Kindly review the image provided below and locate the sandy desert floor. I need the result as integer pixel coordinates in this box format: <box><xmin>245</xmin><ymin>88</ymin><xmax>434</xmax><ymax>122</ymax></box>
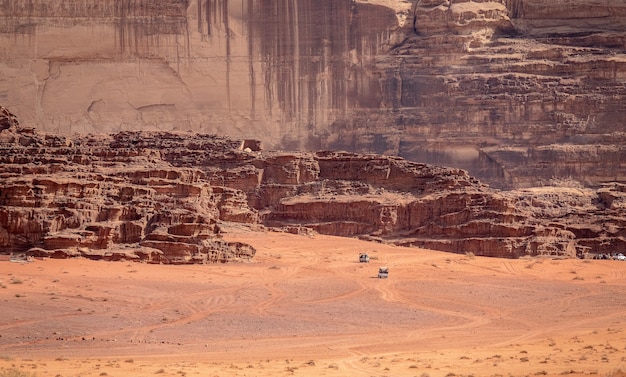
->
<box><xmin>1</xmin><ymin>226</ymin><xmax>626</xmax><ymax>377</ymax></box>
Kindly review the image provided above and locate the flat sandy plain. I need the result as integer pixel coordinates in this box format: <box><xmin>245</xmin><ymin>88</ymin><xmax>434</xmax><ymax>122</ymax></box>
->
<box><xmin>1</xmin><ymin>227</ymin><xmax>626</xmax><ymax>377</ymax></box>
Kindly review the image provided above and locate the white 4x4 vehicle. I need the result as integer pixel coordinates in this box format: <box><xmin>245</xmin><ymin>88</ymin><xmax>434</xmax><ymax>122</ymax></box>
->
<box><xmin>616</xmin><ymin>253</ymin><xmax>626</xmax><ymax>261</ymax></box>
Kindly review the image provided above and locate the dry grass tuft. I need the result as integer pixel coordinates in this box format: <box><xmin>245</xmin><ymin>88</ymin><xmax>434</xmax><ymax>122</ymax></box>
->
<box><xmin>0</xmin><ymin>368</ymin><xmax>36</xmax><ymax>377</ymax></box>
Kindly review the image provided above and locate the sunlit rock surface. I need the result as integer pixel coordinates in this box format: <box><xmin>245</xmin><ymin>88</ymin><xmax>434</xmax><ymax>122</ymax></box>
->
<box><xmin>0</xmin><ymin>0</ymin><xmax>403</xmax><ymax>146</ymax></box>
<box><xmin>1</xmin><ymin>0</ymin><xmax>626</xmax><ymax>188</ymax></box>
<box><xmin>2</xmin><ymin>107</ymin><xmax>625</xmax><ymax>259</ymax></box>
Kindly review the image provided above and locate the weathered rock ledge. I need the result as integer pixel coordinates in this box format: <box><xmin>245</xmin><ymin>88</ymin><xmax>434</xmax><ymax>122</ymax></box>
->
<box><xmin>1</xmin><ymin>107</ymin><xmax>625</xmax><ymax>260</ymax></box>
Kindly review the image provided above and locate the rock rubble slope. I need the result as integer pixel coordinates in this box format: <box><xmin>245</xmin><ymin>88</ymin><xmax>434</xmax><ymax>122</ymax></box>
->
<box><xmin>2</xmin><ymin>107</ymin><xmax>624</xmax><ymax>260</ymax></box>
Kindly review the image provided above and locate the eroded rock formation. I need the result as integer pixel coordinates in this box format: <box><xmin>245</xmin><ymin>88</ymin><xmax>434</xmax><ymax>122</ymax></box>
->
<box><xmin>1</xmin><ymin>1</ymin><xmax>626</xmax><ymax>190</ymax></box>
<box><xmin>2</xmin><ymin>107</ymin><xmax>624</xmax><ymax>260</ymax></box>
<box><xmin>0</xmin><ymin>109</ymin><xmax>257</xmax><ymax>263</ymax></box>
<box><xmin>331</xmin><ymin>0</ymin><xmax>626</xmax><ymax>188</ymax></box>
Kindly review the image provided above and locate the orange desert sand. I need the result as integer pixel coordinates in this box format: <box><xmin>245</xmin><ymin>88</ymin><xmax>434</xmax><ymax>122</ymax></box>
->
<box><xmin>1</xmin><ymin>226</ymin><xmax>626</xmax><ymax>377</ymax></box>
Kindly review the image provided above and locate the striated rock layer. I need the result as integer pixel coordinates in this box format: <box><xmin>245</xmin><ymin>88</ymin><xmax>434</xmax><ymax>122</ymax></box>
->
<box><xmin>1</xmin><ymin>0</ymin><xmax>626</xmax><ymax>189</ymax></box>
<box><xmin>0</xmin><ymin>107</ymin><xmax>257</xmax><ymax>263</ymax></box>
<box><xmin>2</xmin><ymin>108</ymin><xmax>625</xmax><ymax>260</ymax></box>
<box><xmin>333</xmin><ymin>0</ymin><xmax>626</xmax><ymax>189</ymax></box>
<box><xmin>452</xmin><ymin>1</ymin><xmax>626</xmax><ymax>189</ymax></box>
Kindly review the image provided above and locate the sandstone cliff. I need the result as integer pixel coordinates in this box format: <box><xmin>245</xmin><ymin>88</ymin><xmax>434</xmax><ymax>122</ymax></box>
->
<box><xmin>2</xmin><ymin>1</ymin><xmax>625</xmax><ymax>189</ymax></box>
<box><xmin>365</xmin><ymin>0</ymin><xmax>626</xmax><ymax>189</ymax></box>
<box><xmin>2</xmin><ymin>107</ymin><xmax>624</xmax><ymax>260</ymax></box>
<box><xmin>0</xmin><ymin>0</ymin><xmax>404</xmax><ymax>146</ymax></box>
<box><xmin>0</xmin><ymin>107</ymin><xmax>257</xmax><ymax>263</ymax></box>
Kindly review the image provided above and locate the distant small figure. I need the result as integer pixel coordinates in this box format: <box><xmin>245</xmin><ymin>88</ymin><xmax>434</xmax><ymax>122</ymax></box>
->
<box><xmin>359</xmin><ymin>252</ymin><xmax>370</xmax><ymax>263</ymax></box>
<box><xmin>378</xmin><ymin>267</ymin><xmax>388</xmax><ymax>279</ymax></box>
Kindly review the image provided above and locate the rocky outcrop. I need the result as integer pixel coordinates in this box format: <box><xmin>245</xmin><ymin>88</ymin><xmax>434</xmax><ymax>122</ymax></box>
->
<box><xmin>0</xmin><ymin>110</ymin><xmax>257</xmax><ymax>263</ymax></box>
<box><xmin>413</xmin><ymin>0</ymin><xmax>514</xmax><ymax>36</ymax></box>
<box><xmin>2</xmin><ymin>107</ymin><xmax>624</xmax><ymax>259</ymax></box>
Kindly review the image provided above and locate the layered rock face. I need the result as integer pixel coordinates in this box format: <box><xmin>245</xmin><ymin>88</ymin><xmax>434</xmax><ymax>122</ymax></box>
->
<box><xmin>333</xmin><ymin>0</ymin><xmax>626</xmax><ymax>188</ymax></box>
<box><xmin>2</xmin><ymin>107</ymin><xmax>624</xmax><ymax>259</ymax></box>
<box><xmin>1</xmin><ymin>0</ymin><xmax>625</xmax><ymax>189</ymax></box>
<box><xmin>0</xmin><ymin>108</ymin><xmax>257</xmax><ymax>263</ymax></box>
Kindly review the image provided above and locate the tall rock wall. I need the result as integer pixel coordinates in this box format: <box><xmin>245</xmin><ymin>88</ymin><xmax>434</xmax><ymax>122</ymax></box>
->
<box><xmin>0</xmin><ymin>0</ymin><xmax>404</xmax><ymax>147</ymax></box>
<box><xmin>1</xmin><ymin>0</ymin><xmax>626</xmax><ymax>188</ymax></box>
<box><xmin>331</xmin><ymin>0</ymin><xmax>626</xmax><ymax>188</ymax></box>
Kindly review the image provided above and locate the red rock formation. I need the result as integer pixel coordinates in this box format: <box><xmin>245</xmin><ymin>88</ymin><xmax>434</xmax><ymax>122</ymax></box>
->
<box><xmin>2</xmin><ymin>1</ymin><xmax>626</xmax><ymax>191</ymax></box>
<box><xmin>2</xmin><ymin>106</ymin><xmax>625</xmax><ymax>259</ymax></box>
<box><xmin>331</xmin><ymin>0</ymin><xmax>626</xmax><ymax>189</ymax></box>
<box><xmin>0</xmin><ymin>110</ymin><xmax>256</xmax><ymax>263</ymax></box>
